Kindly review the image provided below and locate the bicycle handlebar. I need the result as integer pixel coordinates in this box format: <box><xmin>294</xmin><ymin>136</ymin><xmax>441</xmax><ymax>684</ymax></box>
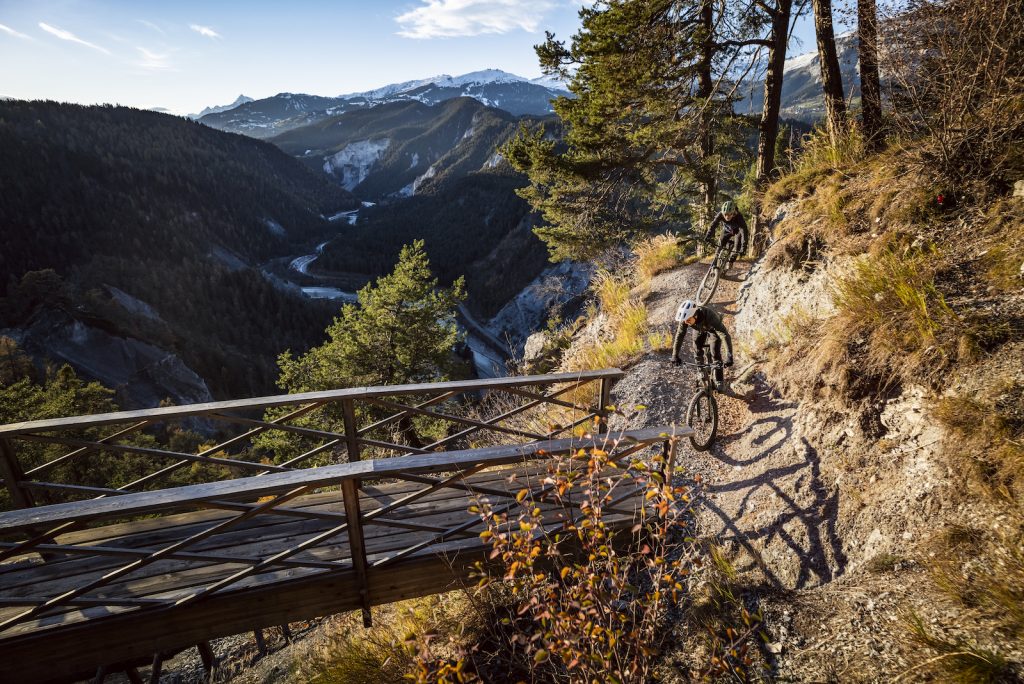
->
<box><xmin>680</xmin><ymin>360</ymin><xmax>722</xmax><ymax>370</ymax></box>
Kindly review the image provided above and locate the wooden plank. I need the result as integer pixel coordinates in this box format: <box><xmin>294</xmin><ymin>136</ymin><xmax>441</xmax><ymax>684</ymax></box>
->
<box><xmin>0</xmin><ymin>486</ymin><xmax>315</xmax><ymax>633</ymax></box>
<box><xmin>0</xmin><ymin>513</ymin><xmax>658</xmax><ymax>684</ymax></box>
<box><xmin>0</xmin><ymin>450</ymin><xmax>654</xmax><ymax>646</ymax></box>
<box><xmin>0</xmin><ymin>369</ymin><xmax>626</xmax><ymax>437</ymax></box>
<box><xmin>0</xmin><ymin>506</ymin><xmax>641</xmax><ymax>643</ymax></box>
<box><xmin>0</xmin><ymin>428</ymin><xmax>674</xmax><ymax>534</ymax></box>
<box><xmin>0</xmin><ymin>473</ymin><xmax>507</xmax><ymax>586</ymax></box>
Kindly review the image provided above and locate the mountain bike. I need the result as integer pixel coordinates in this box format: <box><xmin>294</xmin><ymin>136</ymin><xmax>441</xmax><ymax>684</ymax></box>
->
<box><xmin>694</xmin><ymin>238</ymin><xmax>738</xmax><ymax>306</ymax></box>
<box><xmin>683</xmin><ymin>360</ymin><xmax>721</xmax><ymax>451</ymax></box>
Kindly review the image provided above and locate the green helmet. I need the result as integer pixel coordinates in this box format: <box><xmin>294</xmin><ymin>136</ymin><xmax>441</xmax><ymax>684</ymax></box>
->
<box><xmin>721</xmin><ymin>201</ymin><xmax>737</xmax><ymax>215</ymax></box>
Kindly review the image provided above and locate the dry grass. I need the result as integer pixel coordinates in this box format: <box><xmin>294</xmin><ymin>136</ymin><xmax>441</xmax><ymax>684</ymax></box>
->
<box><xmin>902</xmin><ymin>612</ymin><xmax>1012</xmax><ymax>684</ymax></box>
<box><xmin>830</xmin><ymin>241</ymin><xmax>964</xmax><ymax>385</ymax></box>
<box><xmin>763</xmin><ymin>126</ymin><xmax>865</xmax><ymax>215</ymax></box>
<box><xmin>295</xmin><ymin>595</ymin><xmax>468</xmax><ymax>683</ymax></box>
<box><xmin>633</xmin><ymin>233</ymin><xmax>683</xmax><ymax>287</ymax></box>
<box><xmin>933</xmin><ymin>386</ymin><xmax>1024</xmax><ymax>502</ymax></box>
<box><xmin>978</xmin><ymin>200</ymin><xmax>1024</xmax><ymax>293</ymax></box>
<box><xmin>561</xmin><ymin>266</ymin><xmax>656</xmax><ymax>373</ymax></box>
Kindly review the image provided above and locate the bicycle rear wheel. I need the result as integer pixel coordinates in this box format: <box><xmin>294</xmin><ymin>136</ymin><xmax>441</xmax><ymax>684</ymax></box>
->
<box><xmin>686</xmin><ymin>390</ymin><xmax>718</xmax><ymax>451</ymax></box>
<box><xmin>694</xmin><ymin>263</ymin><xmax>721</xmax><ymax>305</ymax></box>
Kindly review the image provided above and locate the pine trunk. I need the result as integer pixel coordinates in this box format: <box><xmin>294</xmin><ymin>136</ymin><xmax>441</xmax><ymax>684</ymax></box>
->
<box><xmin>752</xmin><ymin>0</ymin><xmax>793</xmax><ymax>253</ymax></box>
<box><xmin>697</xmin><ymin>0</ymin><xmax>717</xmax><ymax>231</ymax></box>
<box><xmin>811</xmin><ymin>0</ymin><xmax>848</xmax><ymax>142</ymax></box>
<box><xmin>858</xmin><ymin>0</ymin><xmax>883</xmax><ymax>149</ymax></box>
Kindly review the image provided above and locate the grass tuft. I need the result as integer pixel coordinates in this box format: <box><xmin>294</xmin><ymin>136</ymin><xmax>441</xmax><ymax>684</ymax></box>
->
<box><xmin>633</xmin><ymin>233</ymin><xmax>683</xmax><ymax>286</ymax></box>
<box><xmin>903</xmin><ymin>612</ymin><xmax>1013</xmax><ymax>684</ymax></box>
<box><xmin>830</xmin><ymin>241</ymin><xmax>962</xmax><ymax>384</ymax></box>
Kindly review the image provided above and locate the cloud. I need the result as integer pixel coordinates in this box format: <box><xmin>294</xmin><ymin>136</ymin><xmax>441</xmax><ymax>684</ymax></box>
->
<box><xmin>38</xmin><ymin>22</ymin><xmax>111</xmax><ymax>54</ymax></box>
<box><xmin>395</xmin><ymin>0</ymin><xmax>556</xmax><ymax>39</ymax></box>
<box><xmin>0</xmin><ymin>23</ymin><xmax>33</xmax><ymax>40</ymax></box>
<box><xmin>136</xmin><ymin>46</ymin><xmax>175</xmax><ymax>71</ymax></box>
<box><xmin>189</xmin><ymin>24</ymin><xmax>220</xmax><ymax>39</ymax></box>
<box><xmin>137</xmin><ymin>19</ymin><xmax>165</xmax><ymax>35</ymax></box>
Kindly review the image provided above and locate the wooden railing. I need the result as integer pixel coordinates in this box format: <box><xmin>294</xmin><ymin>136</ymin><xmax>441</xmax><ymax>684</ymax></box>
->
<box><xmin>0</xmin><ymin>422</ymin><xmax>682</xmax><ymax>682</ymax></box>
<box><xmin>0</xmin><ymin>369</ymin><xmax>621</xmax><ymax>510</ymax></box>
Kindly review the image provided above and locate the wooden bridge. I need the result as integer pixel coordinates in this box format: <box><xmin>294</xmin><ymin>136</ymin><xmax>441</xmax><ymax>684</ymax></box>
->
<box><xmin>0</xmin><ymin>369</ymin><xmax>685</xmax><ymax>683</ymax></box>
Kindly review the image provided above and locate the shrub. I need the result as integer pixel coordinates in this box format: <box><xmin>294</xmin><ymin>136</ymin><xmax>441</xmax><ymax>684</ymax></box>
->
<box><xmin>411</xmin><ymin>438</ymin><xmax>761</xmax><ymax>681</ymax></box>
<box><xmin>884</xmin><ymin>0</ymin><xmax>1024</xmax><ymax>190</ymax></box>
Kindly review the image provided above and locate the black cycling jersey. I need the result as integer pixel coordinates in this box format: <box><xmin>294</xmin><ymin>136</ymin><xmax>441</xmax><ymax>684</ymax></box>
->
<box><xmin>704</xmin><ymin>211</ymin><xmax>748</xmax><ymax>255</ymax></box>
<box><xmin>671</xmin><ymin>306</ymin><xmax>734</xmax><ymax>366</ymax></box>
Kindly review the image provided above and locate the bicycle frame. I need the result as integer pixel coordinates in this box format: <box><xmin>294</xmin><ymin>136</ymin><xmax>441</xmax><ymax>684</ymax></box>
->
<box><xmin>681</xmin><ymin>360</ymin><xmax>721</xmax><ymax>393</ymax></box>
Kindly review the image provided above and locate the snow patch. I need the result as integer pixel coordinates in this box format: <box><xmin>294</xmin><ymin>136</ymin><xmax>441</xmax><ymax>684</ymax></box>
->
<box><xmin>264</xmin><ymin>218</ymin><xmax>286</xmax><ymax>237</ymax></box>
<box><xmin>484</xmin><ymin>151</ymin><xmax>504</xmax><ymax>169</ymax></box>
<box><xmin>408</xmin><ymin>152</ymin><xmax>420</xmax><ymax>169</ymax></box>
<box><xmin>322</xmin><ymin>138</ymin><xmax>391</xmax><ymax>191</ymax></box>
<box><xmin>784</xmin><ymin>50</ymin><xmax>818</xmax><ymax>72</ymax></box>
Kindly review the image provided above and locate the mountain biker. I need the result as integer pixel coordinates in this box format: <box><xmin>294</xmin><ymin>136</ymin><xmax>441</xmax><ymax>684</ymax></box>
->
<box><xmin>671</xmin><ymin>299</ymin><xmax>734</xmax><ymax>391</ymax></box>
<box><xmin>704</xmin><ymin>200</ymin><xmax>748</xmax><ymax>266</ymax></box>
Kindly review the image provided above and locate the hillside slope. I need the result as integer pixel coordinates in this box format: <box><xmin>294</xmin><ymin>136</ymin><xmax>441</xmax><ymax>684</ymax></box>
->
<box><xmin>586</xmin><ymin>193</ymin><xmax>1022</xmax><ymax>678</ymax></box>
<box><xmin>0</xmin><ymin>101</ymin><xmax>357</xmax><ymax>403</ymax></box>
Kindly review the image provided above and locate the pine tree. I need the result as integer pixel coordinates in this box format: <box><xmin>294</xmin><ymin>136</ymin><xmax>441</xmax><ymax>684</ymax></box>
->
<box><xmin>276</xmin><ymin>240</ymin><xmax>466</xmax><ymax>392</ymax></box>
<box><xmin>505</xmin><ymin>0</ymin><xmax>745</xmax><ymax>261</ymax></box>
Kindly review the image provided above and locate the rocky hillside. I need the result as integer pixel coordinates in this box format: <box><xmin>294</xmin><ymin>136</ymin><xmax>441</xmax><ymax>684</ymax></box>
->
<box><xmin>270</xmin><ymin>97</ymin><xmax>545</xmax><ymax>200</ymax></box>
<box><xmin>558</xmin><ymin>187</ymin><xmax>1022</xmax><ymax>679</ymax></box>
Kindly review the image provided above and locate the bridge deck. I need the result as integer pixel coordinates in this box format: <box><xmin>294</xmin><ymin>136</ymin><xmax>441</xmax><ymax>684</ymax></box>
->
<box><xmin>0</xmin><ymin>427</ymin><xmax>682</xmax><ymax>683</ymax></box>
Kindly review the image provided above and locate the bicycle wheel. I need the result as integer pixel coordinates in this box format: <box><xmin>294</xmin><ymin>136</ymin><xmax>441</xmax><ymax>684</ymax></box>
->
<box><xmin>686</xmin><ymin>390</ymin><xmax>718</xmax><ymax>451</ymax></box>
<box><xmin>694</xmin><ymin>263</ymin><xmax>721</xmax><ymax>305</ymax></box>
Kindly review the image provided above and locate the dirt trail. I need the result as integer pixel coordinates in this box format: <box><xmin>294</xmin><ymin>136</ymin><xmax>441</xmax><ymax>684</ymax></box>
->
<box><xmin>612</xmin><ymin>260</ymin><xmax>847</xmax><ymax>585</ymax></box>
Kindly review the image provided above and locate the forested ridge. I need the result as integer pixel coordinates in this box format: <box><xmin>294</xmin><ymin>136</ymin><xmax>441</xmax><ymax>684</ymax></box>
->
<box><xmin>318</xmin><ymin>171</ymin><xmax>548</xmax><ymax>317</ymax></box>
<box><xmin>0</xmin><ymin>101</ymin><xmax>359</xmax><ymax>400</ymax></box>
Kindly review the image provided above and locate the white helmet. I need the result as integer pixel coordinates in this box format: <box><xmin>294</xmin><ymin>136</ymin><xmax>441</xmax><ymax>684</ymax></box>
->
<box><xmin>675</xmin><ymin>299</ymin><xmax>699</xmax><ymax>322</ymax></box>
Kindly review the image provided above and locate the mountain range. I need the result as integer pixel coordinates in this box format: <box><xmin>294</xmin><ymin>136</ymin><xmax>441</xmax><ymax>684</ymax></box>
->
<box><xmin>196</xmin><ymin>69</ymin><xmax>569</xmax><ymax>138</ymax></box>
<box><xmin>271</xmin><ymin>96</ymin><xmax>555</xmax><ymax>317</ymax></box>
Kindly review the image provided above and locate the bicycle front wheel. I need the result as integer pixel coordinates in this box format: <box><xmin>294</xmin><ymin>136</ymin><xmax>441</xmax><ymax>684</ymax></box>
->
<box><xmin>694</xmin><ymin>264</ymin><xmax>721</xmax><ymax>305</ymax></box>
<box><xmin>686</xmin><ymin>390</ymin><xmax>718</xmax><ymax>451</ymax></box>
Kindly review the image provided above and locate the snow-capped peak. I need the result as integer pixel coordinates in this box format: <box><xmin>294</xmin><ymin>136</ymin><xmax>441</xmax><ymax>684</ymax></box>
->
<box><xmin>338</xmin><ymin>69</ymin><xmax>568</xmax><ymax>100</ymax></box>
<box><xmin>439</xmin><ymin>69</ymin><xmax>524</xmax><ymax>87</ymax></box>
<box><xmin>189</xmin><ymin>94</ymin><xmax>254</xmax><ymax>120</ymax></box>
<box><xmin>529</xmin><ymin>73</ymin><xmax>568</xmax><ymax>91</ymax></box>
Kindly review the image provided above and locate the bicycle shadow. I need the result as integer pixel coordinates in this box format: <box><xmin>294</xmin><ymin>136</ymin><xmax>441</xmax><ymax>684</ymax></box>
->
<box><xmin>695</xmin><ymin>381</ymin><xmax>847</xmax><ymax>590</ymax></box>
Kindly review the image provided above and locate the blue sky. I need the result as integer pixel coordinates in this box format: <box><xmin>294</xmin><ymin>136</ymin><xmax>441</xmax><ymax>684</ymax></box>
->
<box><xmin>0</xmin><ymin>0</ymin><xmax>820</xmax><ymax>115</ymax></box>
